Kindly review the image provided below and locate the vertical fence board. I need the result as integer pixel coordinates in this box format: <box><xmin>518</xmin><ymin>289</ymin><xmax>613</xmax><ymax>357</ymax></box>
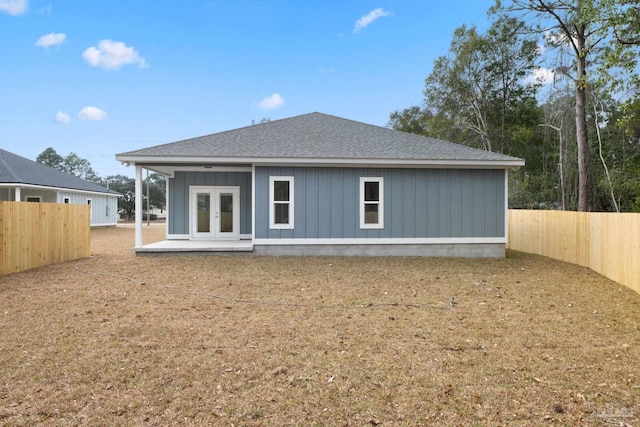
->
<box><xmin>0</xmin><ymin>201</ymin><xmax>91</xmax><ymax>275</ymax></box>
<box><xmin>509</xmin><ymin>209</ymin><xmax>640</xmax><ymax>295</ymax></box>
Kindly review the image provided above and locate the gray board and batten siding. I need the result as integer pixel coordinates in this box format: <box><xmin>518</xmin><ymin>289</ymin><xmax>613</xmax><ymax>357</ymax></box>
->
<box><xmin>254</xmin><ymin>167</ymin><xmax>505</xmax><ymax>240</ymax></box>
<box><xmin>57</xmin><ymin>192</ymin><xmax>118</xmax><ymax>227</ymax></box>
<box><xmin>168</xmin><ymin>171</ymin><xmax>252</xmax><ymax>236</ymax></box>
<box><xmin>168</xmin><ymin>168</ymin><xmax>505</xmax><ymax>240</ymax></box>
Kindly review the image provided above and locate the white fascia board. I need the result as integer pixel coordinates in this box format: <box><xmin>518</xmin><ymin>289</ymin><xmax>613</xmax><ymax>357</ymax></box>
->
<box><xmin>117</xmin><ymin>161</ymin><xmax>253</xmax><ymax>177</ymax></box>
<box><xmin>0</xmin><ymin>183</ymin><xmax>120</xmax><ymax>198</ymax></box>
<box><xmin>253</xmin><ymin>237</ymin><xmax>506</xmax><ymax>245</ymax></box>
<box><xmin>115</xmin><ymin>155</ymin><xmax>525</xmax><ymax>169</ymax></box>
<box><xmin>254</xmin><ymin>158</ymin><xmax>525</xmax><ymax>169</ymax></box>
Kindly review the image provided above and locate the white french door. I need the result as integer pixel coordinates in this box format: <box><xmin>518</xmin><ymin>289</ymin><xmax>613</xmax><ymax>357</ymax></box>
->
<box><xmin>190</xmin><ymin>186</ymin><xmax>240</xmax><ymax>239</ymax></box>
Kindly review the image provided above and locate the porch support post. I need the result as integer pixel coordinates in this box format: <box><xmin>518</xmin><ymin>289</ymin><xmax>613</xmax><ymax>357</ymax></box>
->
<box><xmin>135</xmin><ymin>165</ymin><xmax>143</xmax><ymax>248</ymax></box>
<box><xmin>15</xmin><ymin>187</ymin><xmax>21</xmax><ymax>201</ymax></box>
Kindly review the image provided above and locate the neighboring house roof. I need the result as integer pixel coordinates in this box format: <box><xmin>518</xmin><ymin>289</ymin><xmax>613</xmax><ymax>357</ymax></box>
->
<box><xmin>116</xmin><ymin>112</ymin><xmax>524</xmax><ymax>167</ymax></box>
<box><xmin>0</xmin><ymin>148</ymin><xmax>119</xmax><ymax>195</ymax></box>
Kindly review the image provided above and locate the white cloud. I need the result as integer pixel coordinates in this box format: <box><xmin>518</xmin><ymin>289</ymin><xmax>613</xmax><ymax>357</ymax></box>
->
<box><xmin>35</xmin><ymin>32</ymin><xmax>66</xmax><ymax>48</ymax></box>
<box><xmin>526</xmin><ymin>68</ymin><xmax>555</xmax><ymax>86</ymax></box>
<box><xmin>354</xmin><ymin>8</ymin><xmax>390</xmax><ymax>33</ymax></box>
<box><xmin>255</xmin><ymin>93</ymin><xmax>284</xmax><ymax>110</ymax></box>
<box><xmin>78</xmin><ymin>106</ymin><xmax>107</xmax><ymax>121</ymax></box>
<box><xmin>82</xmin><ymin>39</ymin><xmax>147</xmax><ymax>70</ymax></box>
<box><xmin>0</xmin><ymin>0</ymin><xmax>27</xmax><ymax>15</ymax></box>
<box><xmin>55</xmin><ymin>111</ymin><xmax>71</xmax><ymax>124</ymax></box>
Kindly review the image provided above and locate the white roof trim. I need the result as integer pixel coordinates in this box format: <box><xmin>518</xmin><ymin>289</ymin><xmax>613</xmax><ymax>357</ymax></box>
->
<box><xmin>116</xmin><ymin>155</ymin><xmax>525</xmax><ymax>169</ymax></box>
<box><xmin>0</xmin><ymin>183</ymin><xmax>120</xmax><ymax>197</ymax></box>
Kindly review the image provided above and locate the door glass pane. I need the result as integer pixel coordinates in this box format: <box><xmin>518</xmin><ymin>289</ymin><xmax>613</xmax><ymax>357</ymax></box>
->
<box><xmin>219</xmin><ymin>193</ymin><xmax>233</xmax><ymax>233</ymax></box>
<box><xmin>197</xmin><ymin>193</ymin><xmax>210</xmax><ymax>233</ymax></box>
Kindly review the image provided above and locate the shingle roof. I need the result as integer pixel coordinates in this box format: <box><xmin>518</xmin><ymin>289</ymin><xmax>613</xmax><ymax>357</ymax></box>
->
<box><xmin>0</xmin><ymin>149</ymin><xmax>119</xmax><ymax>195</ymax></box>
<box><xmin>117</xmin><ymin>112</ymin><xmax>524</xmax><ymax>164</ymax></box>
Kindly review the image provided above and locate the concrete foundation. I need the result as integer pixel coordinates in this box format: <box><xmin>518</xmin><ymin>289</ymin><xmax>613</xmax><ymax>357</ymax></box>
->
<box><xmin>252</xmin><ymin>243</ymin><xmax>505</xmax><ymax>258</ymax></box>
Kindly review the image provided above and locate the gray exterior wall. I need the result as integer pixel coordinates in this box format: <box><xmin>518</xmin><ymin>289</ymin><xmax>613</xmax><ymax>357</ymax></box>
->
<box><xmin>168</xmin><ymin>171</ymin><xmax>252</xmax><ymax>235</ymax></box>
<box><xmin>0</xmin><ymin>187</ymin><xmax>117</xmax><ymax>226</ymax></box>
<box><xmin>255</xmin><ymin>167</ymin><xmax>505</xmax><ymax>239</ymax></box>
<box><xmin>57</xmin><ymin>191</ymin><xmax>118</xmax><ymax>227</ymax></box>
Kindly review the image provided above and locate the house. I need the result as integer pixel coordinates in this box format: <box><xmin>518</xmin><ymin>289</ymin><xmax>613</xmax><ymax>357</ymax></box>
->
<box><xmin>115</xmin><ymin>112</ymin><xmax>525</xmax><ymax>257</ymax></box>
<box><xmin>0</xmin><ymin>148</ymin><xmax>120</xmax><ymax>227</ymax></box>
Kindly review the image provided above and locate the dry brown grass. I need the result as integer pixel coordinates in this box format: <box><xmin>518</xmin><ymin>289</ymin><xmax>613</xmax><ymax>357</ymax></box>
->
<box><xmin>1</xmin><ymin>225</ymin><xmax>639</xmax><ymax>426</ymax></box>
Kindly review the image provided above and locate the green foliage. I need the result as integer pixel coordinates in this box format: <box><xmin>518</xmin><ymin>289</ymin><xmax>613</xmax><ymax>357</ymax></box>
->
<box><xmin>36</xmin><ymin>146</ymin><xmax>167</xmax><ymax>217</ymax></box>
<box><xmin>388</xmin><ymin>106</ymin><xmax>432</xmax><ymax>135</ymax></box>
<box><xmin>36</xmin><ymin>147</ymin><xmax>64</xmax><ymax>170</ymax></box>
<box><xmin>104</xmin><ymin>173</ymin><xmax>166</xmax><ymax>218</ymax></box>
<box><xmin>36</xmin><ymin>147</ymin><xmax>100</xmax><ymax>183</ymax></box>
<box><xmin>104</xmin><ymin>175</ymin><xmax>135</xmax><ymax>219</ymax></box>
<box><xmin>422</xmin><ymin>16</ymin><xmax>540</xmax><ymax>153</ymax></box>
<box><xmin>146</xmin><ymin>173</ymin><xmax>166</xmax><ymax>210</ymax></box>
<box><xmin>392</xmin><ymin>1</ymin><xmax>640</xmax><ymax>212</ymax></box>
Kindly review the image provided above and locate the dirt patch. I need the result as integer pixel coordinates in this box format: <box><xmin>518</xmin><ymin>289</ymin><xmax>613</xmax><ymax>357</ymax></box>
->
<box><xmin>1</xmin><ymin>225</ymin><xmax>639</xmax><ymax>425</ymax></box>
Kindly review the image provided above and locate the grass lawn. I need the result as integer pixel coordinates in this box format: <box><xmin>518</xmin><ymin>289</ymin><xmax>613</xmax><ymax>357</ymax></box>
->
<box><xmin>1</xmin><ymin>225</ymin><xmax>639</xmax><ymax>425</ymax></box>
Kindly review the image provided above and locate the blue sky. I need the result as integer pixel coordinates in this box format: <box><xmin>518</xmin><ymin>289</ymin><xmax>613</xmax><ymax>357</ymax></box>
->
<box><xmin>1</xmin><ymin>0</ymin><xmax>495</xmax><ymax>178</ymax></box>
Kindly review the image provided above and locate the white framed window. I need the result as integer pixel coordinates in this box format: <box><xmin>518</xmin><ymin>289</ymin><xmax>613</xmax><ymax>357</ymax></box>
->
<box><xmin>87</xmin><ymin>199</ymin><xmax>92</xmax><ymax>220</ymax></box>
<box><xmin>360</xmin><ymin>177</ymin><xmax>384</xmax><ymax>229</ymax></box>
<box><xmin>269</xmin><ymin>176</ymin><xmax>294</xmax><ymax>229</ymax></box>
<box><xmin>26</xmin><ymin>196</ymin><xmax>41</xmax><ymax>202</ymax></box>
<box><xmin>63</xmin><ymin>197</ymin><xmax>70</xmax><ymax>204</ymax></box>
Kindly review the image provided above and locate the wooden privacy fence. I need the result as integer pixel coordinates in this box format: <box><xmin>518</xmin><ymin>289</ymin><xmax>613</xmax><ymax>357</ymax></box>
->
<box><xmin>0</xmin><ymin>201</ymin><xmax>91</xmax><ymax>275</ymax></box>
<box><xmin>508</xmin><ymin>209</ymin><xmax>640</xmax><ymax>294</ymax></box>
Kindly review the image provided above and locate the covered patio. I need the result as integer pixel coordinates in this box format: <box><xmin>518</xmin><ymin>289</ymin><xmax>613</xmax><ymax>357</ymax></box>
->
<box><xmin>118</xmin><ymin>222</ymin><xmax>254</xmax><ymax>255</ymax></box>
<box><xmin>134</xmin><ymin>238</ymin><xmax>254</xmax><ymax>255</ymax></box>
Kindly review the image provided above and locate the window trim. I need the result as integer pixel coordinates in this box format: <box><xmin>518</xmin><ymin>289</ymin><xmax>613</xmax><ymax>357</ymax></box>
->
<box><xmin>63</xmin><ymin>197</ymin><xmax>70</xmax><ymax>204</ymax></box>
<box><xmin>360</xmin><ymin>177</ymin><xmax>384</xmax><ymax>229</ymax></box>
<box><xmin>26</xmin><ymin>195</ymin><xmax>42</xmax><ymax>202</ymax></box>
<box><xmin>269</xmin><ymin>176</ymin><xmax>294</xmax><ymax>229</ymax></box>
<box><xmin>87</xmin><ymin>198</ymin><xmax>92</xmax><ymax>221</ymax></box>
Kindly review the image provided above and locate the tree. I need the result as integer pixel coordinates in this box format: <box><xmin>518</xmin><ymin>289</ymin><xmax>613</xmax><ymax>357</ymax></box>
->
<box><xmin>104</xmin><ymin>175</ymin><xmax>135</xmax><ymax>219</ymax></box>
<box><xmin>387</xmin><ymin>106</ymin><xmax>432</xmax><ymax>135</ymax></box>
<box><xmin>102</xmin><ymin>172</ymin><xmax>166</xmax><ymax>220</ymax></box>
<box><xmin>494</xmin><ymin>0</ymin><xmax>640</xmax><ymax>211</ymax></box>
<box><xmin>36</xmin><ymin>147</ymin><xmax>100</xmax><ymax>183</ymax></box>
<box><xmin>146</xmin><ymin>173</ymin><xmax>166</xmax><ymax>211</ymax></box>
<box><xmin>64</xmin><ymin>152</ymin><xmax>100</xmax><ymax>183</ymax></box>
<box><xmin>36</xmin><ymin>147</ymin><xmax>64</xmax><ymax>170</ymax></box>
<box><xmin>422</xmin><ymin>16</ymin><xmax>539</xmax><ymax>154</ymax></box>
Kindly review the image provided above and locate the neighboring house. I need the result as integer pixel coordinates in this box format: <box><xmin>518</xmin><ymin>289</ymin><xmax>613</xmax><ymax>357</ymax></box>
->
<box><xmin>0</xmin><ymin>148</ymin><xmax>120</xmax><ymax>227</ymax></box>
<box><xmin>116</xmin><ymin>112</ymin><xmax>525</xmax><ymax>257</ymax></box>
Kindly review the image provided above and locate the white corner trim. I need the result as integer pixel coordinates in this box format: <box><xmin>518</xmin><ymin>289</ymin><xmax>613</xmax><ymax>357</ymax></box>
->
<box><xmin>504</xmin><ymin>169</ymin><xmax>509</xmax><ymax>247</ymax></box>
<box><xmin>251</xmin><ymin>164</ymin><xmax>256</xmax><ymax>241</ymax></box>
<box><xmin>253</xmin><ymin>237</ymin><xmax>506</xmax><ymax>245</ymax></box>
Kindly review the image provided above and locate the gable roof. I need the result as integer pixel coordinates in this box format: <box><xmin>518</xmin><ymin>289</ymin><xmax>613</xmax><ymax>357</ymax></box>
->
<box><xmin>116</xmin><ymin>112</ymin><xmax>524</xmax><ymax>167</ymax></box>
<box><xmin>0</xmin><ymin>148</ymin><xmax>119</xmax><ymax>195</ymax></box>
